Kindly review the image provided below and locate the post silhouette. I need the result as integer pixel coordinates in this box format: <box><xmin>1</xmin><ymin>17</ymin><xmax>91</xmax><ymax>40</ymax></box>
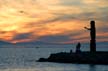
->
<box><xmin>85</xmin><ymin>21</ymin><xmax>96</xmax><ymax>53</ymax></box>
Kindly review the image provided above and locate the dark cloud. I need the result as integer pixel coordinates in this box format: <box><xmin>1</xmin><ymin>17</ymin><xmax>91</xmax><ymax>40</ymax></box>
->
<box><xmin>13</xmin><ymin>33</ymin><xmax>32</xmax><ymax>40</ymax></box>
<box><xmin>97</xmin><ymin>15</ymin><xmax>108</xmax><ymax>22</ymax></box>
<box><xmin>60</xmin><ymin>0</ymin><xmax>83</xmax><ymax>6</ymax></box>
<box><xmin>97</xmin><ymin>36</ymin><xmax>108</xmax><ymax>39</ymax></box>
<box><xmin>69</xmin><ymin>31</ymin><xmax>85</xmax><ymax>37</ymax></box>
<box><xmin>97</xmin><ymin>26</ymin><xmax>108</xmax><ymax>33</ymax></box>
<box><xmin>37</xmin><ymin>30</ymin><xmax>85</xmax><ymax>43</ymax></box>
<box><xmin>37</xmin><ymin>35</ymin><xmax>71</xmax><ymax>43</ymax></box>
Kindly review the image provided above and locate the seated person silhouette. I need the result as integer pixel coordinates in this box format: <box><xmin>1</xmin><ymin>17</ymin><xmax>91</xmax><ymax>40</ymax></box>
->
<box><xmin>70</xmin><ymin>49</ymin><xmax>73</xmax><ymax>54</ymax></box>
<box><xmin>76</xmin><ymin>42</ymin><xmax>81</xmax><ymax>53</ymax></box>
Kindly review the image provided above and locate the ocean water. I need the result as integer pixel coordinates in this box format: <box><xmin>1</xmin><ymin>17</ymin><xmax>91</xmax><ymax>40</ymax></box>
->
<box><xmin>0</xmin><ymin>44</ymin><xmax>108</xmax><ymax>71</ymax></box>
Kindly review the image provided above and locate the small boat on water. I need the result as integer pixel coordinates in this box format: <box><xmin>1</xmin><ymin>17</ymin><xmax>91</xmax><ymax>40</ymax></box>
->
<box><xmin>35</xmin><ymin>46</ymin><xmax>40</xmax><ymax>48</ymax></box>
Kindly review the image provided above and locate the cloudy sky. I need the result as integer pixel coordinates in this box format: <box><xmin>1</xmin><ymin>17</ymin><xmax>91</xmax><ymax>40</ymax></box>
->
<box><xmin>0</xmin><ymin>0</ymin><xmax>108</xmax><ymax>44</ymax></box>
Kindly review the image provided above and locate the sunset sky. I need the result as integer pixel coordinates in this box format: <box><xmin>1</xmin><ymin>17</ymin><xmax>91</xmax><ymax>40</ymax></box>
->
<box><xmin>0</xmin><ymin>0</ymin><xmax>108</xmax><ymax>44</ymax></box>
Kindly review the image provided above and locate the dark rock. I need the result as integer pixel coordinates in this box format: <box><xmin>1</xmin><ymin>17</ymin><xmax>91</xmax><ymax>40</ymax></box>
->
<box><xmin>37</xmin><ymin>51</ymin><xmax>108</xmax><ymax>65</ymax></box>
<box><xmin>37</xmin><ymin>58</ymin><xmax>47</xmax><ymax>62</ymax></box>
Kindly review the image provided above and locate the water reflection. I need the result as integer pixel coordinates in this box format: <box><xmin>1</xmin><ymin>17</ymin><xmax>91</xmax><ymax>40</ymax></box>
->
<box><xmin>89</xmin><ymin>65</ymin><xmax>96</xmax><ymax>71</ymax></box>
<box><xmin>0</xmin><ymin>47</ymin><xmax>108</xmax><ymax>71</ymax></box>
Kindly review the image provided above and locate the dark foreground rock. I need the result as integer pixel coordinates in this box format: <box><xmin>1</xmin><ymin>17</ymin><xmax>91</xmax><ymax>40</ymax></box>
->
<box><xmin>37</xmin><ymin>51</ymin><xmax>108</xmax><ymax>65</ymax></box>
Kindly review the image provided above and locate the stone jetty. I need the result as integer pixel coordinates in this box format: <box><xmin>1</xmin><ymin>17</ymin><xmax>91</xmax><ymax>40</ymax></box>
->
<box><xmin>37</xmin><ymin>51</ymin><xmax>108</xmax><ymax>65</ymax></box>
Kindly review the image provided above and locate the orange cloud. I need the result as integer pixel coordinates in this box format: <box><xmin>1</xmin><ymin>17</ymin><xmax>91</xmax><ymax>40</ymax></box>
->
<box><xmin>0</xmin><ymin>0</ymin><xmax>107</xmax><ymax>43</ymax></box>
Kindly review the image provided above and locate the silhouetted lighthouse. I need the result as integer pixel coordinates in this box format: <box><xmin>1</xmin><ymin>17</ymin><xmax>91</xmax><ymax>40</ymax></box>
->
<box><xmin>85</xmin><ymin>21</ymin><xmax>96</xmax><ymax>53</ymax></box>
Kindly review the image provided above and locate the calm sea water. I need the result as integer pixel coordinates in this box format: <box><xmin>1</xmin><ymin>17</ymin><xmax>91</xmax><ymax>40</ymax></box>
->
<box><xmin>0</xmin><ymin>43</ymin><xmax>108</xmax><ymax>71</ymax></box>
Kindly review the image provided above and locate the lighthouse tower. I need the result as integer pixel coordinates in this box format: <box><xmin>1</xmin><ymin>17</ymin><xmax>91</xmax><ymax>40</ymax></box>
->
<box><xmin>85</xmin><ymin>21</ymin><xmax>96</xmax><ymax>53</ymax></box>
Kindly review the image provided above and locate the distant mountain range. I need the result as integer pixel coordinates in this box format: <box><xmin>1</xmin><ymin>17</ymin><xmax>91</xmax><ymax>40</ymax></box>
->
<box><xmin>15</xmin><ymin>41</ymin><xmax>49</xmax><ymax>45</ymax></box>
<box><xmin>0</xmin><ymin>40</ymin><xmax>108</xmax><ymax>46</ymax></box>
<box><xmin>0</xmin><ymin>41</ymin><xmax>12</xmax><ymax>45</ymax></box>
<box><xmin>0</xmin><ymin>40</ymin><xmax>65</xmax><ymax>46</ymax></box>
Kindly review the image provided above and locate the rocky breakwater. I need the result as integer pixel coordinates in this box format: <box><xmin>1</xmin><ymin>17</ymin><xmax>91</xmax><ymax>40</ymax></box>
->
<box><xmin>37</xmin><ymin>51</ymin><xmax>108</xmax><ymax>65</ymax></box>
